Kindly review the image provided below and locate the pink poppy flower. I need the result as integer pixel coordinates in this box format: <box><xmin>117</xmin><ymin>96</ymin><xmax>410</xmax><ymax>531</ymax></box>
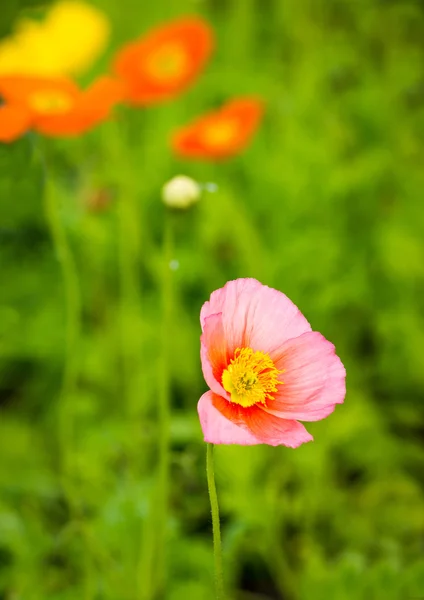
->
<box><xmin>198</xmin><ymin>279</ymin><xmax>346</xmax><ymax>447</ymax></box>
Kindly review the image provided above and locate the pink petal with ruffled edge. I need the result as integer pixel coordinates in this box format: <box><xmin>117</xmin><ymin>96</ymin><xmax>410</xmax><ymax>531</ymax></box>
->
<box><xmin>265</xmin><ymin>331</ymin><xmax>346</xmax><ymax>421</ymax></box>
<box><xmin>198</xmin><ymin>392</ymin><xmax>314</xmax><ymax>448</ymax></box>
<box><xmin>200</xmin><ymin>279</ymin><xmax>313</xmax><ymax>396</ymax></box>
<box><xmin>200</xmin><ymin>313</ymin><xmax>230</xmax><ymax>400</ymax></box>
<box><xmin>198</xmin><ymin>391</ymin><xmax>261</xmax><ymax>445</ymax></box>
<box><xmin>200</xmin><ymin>278</ymin><xmax>311</xmax><ymax>355</ymax></box>
<box><xmin>242</xmin><ymin>406</ymin><xmax>314</xmax><ymax>448</ymax></box>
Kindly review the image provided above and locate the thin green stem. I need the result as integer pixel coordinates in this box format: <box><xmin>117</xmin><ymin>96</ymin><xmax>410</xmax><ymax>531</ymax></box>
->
<box><xmin>136</xmin><ymin>211</ymin><xmax>174</xmax><ymax>600</ymax></box>
<box><xmin>117</xmin><ymin>181</ymin><xmax>141</xmax><ymax>421</ymax></box>
<box><xmin>43</xmin><ymin>167</ymin><xmax>91</xmax><ymax>598</ymax></box>
<box><xmin>156</xmin><ymin>211</ymin><xmax>173</xmax><ymax>589</ymax></box>
<box><xmin>137</xmin><ymin>507</ymin><xmax>156</xmax><ymax>600</ymax></box>
<box><xmin>115</xmin><ymin>156</ymin><xmax>149</xmax><ymax>599</ymax></box>
<box><xmin>43</xmin><ymin>174</ymin><xmax>81</xmax><ymax>488</ymax></box>
<box><xmin>104</xmin><ymin>115</ymin><xmax>143</xmax><ymax>427</ymax></box>
<box><xmin>206</xmin><ymin>444</ymin><xmax>225</xmax><ymax>600</ymax></box>
<box><xmin>107</xmin><ymin>118</ymin><xmax>150</xmax><ymax>598</ymax></box>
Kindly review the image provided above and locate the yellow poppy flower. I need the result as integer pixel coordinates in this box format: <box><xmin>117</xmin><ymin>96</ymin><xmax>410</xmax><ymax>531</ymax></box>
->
<box><xmin>0</xmin><ymin>1</ymin><xmax>110</xmax><ymax>77</ymax></box>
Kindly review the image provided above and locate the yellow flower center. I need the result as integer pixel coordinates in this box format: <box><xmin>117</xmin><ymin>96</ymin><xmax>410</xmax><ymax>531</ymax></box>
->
<box><xmin>145</xmin><ymin>43</ymin><xmax>188</xmax><ymax>83</ymax></box>
<box><xmin>202</xmin><ymin>119</ymin><xmax>237</xmax><ymax>148</ymax></box>
<box><xmin>29</xmin><ymin>90</ymin><xmax>73</xmax><ymax>114</ymax></box>
<box><xmin>222</xmin><ymin>347</ymin><xmax>282</xmax><ymax>408</ymax></box>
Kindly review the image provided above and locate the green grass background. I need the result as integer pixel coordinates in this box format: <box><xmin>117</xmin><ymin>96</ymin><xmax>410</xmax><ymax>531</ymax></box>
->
<box><xmin>1</xmin><ymin>0</ymin><xmax>424</xmax><ymax>598</ymax></box>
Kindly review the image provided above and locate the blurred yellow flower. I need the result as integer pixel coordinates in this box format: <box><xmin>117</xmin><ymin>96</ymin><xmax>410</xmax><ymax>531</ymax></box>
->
<box><xmin>0</xmin><ymin>1</ymin><xmax>110</xmax><ymax>77</ymax></box>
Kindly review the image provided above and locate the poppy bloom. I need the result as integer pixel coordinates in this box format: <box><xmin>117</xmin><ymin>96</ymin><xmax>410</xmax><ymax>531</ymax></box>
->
<box><xmin>0</xmin><ymin>1</ymin><xmax>110</xmax><ymax>77</ymax></box>
<box><xmin>0</xmin><ymin>103</ymin><xmax>31</xmax><ymax>142</ymax></box>
<box><xmin>113</xmin><ymin>17</ymin><xmax>213</xmax><ymax>105</ymax></box>
<box><xmin>172</xmin><ymin>98</ymin><xmax>263</xmax><ymax>160</ymax></box>
<box><xmin>198</xmin><ymin>279</ymin><xmax>346</xmax><ymax>447</ymax></box>
<box><xmin>0</xmin><ymin>75</ymin><xmax>123</xmax><ymax>137</ymax></box>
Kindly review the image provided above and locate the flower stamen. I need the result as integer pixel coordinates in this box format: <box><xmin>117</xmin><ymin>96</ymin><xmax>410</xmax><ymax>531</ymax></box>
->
<box><xmin>202</xmin><ymin>119</ymin><xmax>237</xmax><ymax>148</ymax></box>
<box><xmin>222</xmin><ymin>347</ymin><xmax>282</xmax><ymax>408</ymax></box>
<box><xmin>145</xmin><ymin>43</ymin><xmax>188</xmax><ymax>83</ymax></box>
<box><xmin>29</xmin><ymin>90</ymin><xmax>73</xmax><ymax>114</ymax></box>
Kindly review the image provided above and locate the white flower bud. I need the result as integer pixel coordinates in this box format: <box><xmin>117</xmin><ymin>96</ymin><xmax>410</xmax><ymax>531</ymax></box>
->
<box><xmin>161</xmin><ymin>175</ymin><xmax>201</xmax><ymax>209</ymax></box>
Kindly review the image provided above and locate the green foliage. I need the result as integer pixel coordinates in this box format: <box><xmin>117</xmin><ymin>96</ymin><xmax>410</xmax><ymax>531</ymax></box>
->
<box><xmin>1</xmin><ymin>0</ymin><xmax>424</xmax><ymax>598</ymax></box>
<box><xmin>0</xmin><ymin>0</ymin><xmax>54</xmax><ymax>36</ymax></box>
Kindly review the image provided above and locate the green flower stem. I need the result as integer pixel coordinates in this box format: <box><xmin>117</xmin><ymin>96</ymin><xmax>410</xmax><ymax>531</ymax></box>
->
<box><xmin>114</xmin><ymin>146</ymin><xmax>149</xmax><ymax>597</ymax></box>
<box><xmin>117</xmin><ymin>180</ymin><xmax>141</xmax><ymax>420</ymax></box>
<box><xmin>106</xmin><ymin>115</ymin><xmax>143</xmax><ymax>427</ymax></box>
<box><xmin>43</xmin><ymin>167</ymin><xmax>93</xmax><ymax>595</ymax></box>
<box><xmin>106</xmin><ymin>118</ymin><xmax>150</xmax><ymax>598</ymax></box>
<box><xmin>156</xmin><ymin>210</ymin><xmax>174</xmax><ymax>592</ymax></box>
<box><xmin>207</xmin><ymin>443</ymin><xmax>225</xmax><ymax>600</ymax></box>
<box><xmin>40</xmin><ymin>140</ymin><xmax>92</xmax><ymax>598</ymax></box>
<box><xmin>137</xmin><ymin>510</ymin><xmax>156</xmax><ymax>600</ymax></box>
<box><xmin>136</xmin><ymin>210</ymin><xmax>174</xmax><ymax>600</ymax></box>
<box><xmin>43</xmin><ymin>173</ymin><xmax>81</xmax><ymax>489</ymax></box>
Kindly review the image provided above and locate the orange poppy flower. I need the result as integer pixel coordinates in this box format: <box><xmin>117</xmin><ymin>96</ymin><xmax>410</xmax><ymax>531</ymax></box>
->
<box><xmin>0</xmin><ymin>75</ymin><xmax>123</xmax><ymax>137</ymax></box>
<box><xmin>172</xmin><ymin>98</ymin><xmax>264</xmax><ymax>160</ymax></box>
<box><xmin>0</xmin><ymin>103</ymin><xmax>32</xmax><ymax>142</ymax></box>
<box><xmin>113</xmin><ymin>17</ymin><xmax>214</xmax><ymax>105</ymax></box>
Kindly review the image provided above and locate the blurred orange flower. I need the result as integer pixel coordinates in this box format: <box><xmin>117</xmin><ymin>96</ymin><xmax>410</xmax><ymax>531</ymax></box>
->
<box><xmin>0</xmin><ymin>75</ymin><xmax>123</xmax><ymax>138</ymax></box>
<box><xmin>0</xmin><ymin>103</ymin><xmax>31</xmax><ymax>142</ymax></box>
<box><xmin>113</xmin><ymin>17</ymin><xmax>214</xmax><ymax>105</ymax></box>
<box><xmin>172</xmin><ymin>98</ymin><xmax>264</xmax><ymax>160</ymax></box>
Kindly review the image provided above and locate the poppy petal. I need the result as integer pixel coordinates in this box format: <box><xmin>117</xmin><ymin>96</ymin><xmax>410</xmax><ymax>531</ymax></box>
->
<box><xmin>265</xmin><ymin>331</ymin><xmax>346</xmax><ymax>421</ymax></box>
<box><xmin>242</xmin><ymin>407</ymin><xmax>314</xmax><ymax>448</ymax></box>
<box><xmin>200</xmin><ymin>278</ymin><xmax>311</xmax><ymax>357</ymax></box>
<box><xmin>0</xmin><ymin>104</ymin><xmax>31</xmax><ymax>142</ymax></box>
<box><xmin>200</xmin><ymin>312</ymin><xmax>231</xmax><ymax>400</ymax></box>
<box><xmin>79</xmin><ymin>75</ymin><xmax>125</xmax><ymax>113</ymax></box>
<box><xmin>43</xmin><ymin>1</ymin><xmax>110</xmax><ymax>76</ymax></box>
<box><xmin>210</xmin><ymin>392</ymin><xmax>313</xmax><ymax>448</ymax></box>
<box><xmin>198</xmin><ymin>391</ymin><xmax>261</xmax><ymax>445</ymax></box>
<box><xmin>0</xmin><ymin>75</ymin><xmax>79</xmax><ymax>105</ymax></box>
<box><xmin>0</xmin><ymin>1</ymin><xmax>109</xmax><ymax>77</ymax></box>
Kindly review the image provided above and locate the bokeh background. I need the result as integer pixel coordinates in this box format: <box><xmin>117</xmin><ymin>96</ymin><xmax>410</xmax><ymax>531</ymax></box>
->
<box><xmin>1</xmin><ymin>0</ymin><xmax>424</xmax><ymax>598</ymax></box>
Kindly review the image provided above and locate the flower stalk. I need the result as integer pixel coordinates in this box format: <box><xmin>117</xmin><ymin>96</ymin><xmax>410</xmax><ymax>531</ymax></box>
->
<box><xmin>206</xmin><ymin>443</ymin><xmax>225</xmax><ymax>600</ymax></box>
<box><xmin>155</xmin><ymin>210</ymin><xmax>174</xmax><ymax>593</ymax></box>
<box><xmin>42</xmin><ymin>160</ymin><xmax>81</xmax><ymax>488</ymax></box>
